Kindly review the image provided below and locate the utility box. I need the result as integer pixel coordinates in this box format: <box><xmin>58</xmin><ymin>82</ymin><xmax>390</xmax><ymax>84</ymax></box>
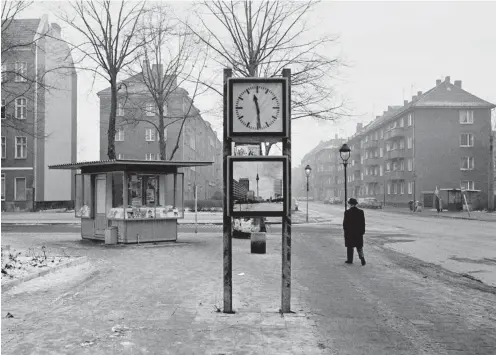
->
<box><xmin>105</xmin><ymin>226</ymin><xmax>118</xmax><ymax>245</ymax></box>
<box><xmin>251</xmin><ymin>232</ymin><xmax>266</xmax><ymax>254</ymax></box>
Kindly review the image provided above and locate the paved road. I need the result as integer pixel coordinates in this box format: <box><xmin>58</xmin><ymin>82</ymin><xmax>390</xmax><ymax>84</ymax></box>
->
<box><xmin>2</xmin><ymin>223</ymin><xmax>496</xmax><ymax>354</ymax></box>
<box><xmin>306</xmin><ymin>202</ymin><xmax>496</xmax><ymax>287</ymax></box>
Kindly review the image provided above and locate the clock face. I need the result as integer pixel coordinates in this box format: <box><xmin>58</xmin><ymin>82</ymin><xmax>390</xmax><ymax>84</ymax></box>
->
<box><xmin>231</xmin><ymin>81</ymin><xmax>284</xmax><ymax>133</ymax></box>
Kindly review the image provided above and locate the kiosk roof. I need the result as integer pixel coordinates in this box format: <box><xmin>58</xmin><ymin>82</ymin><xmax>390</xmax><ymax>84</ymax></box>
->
<box><xmin>49</xmin><ymin>159</ymin><xmax>213</xmax><ymax>174</ymax></box>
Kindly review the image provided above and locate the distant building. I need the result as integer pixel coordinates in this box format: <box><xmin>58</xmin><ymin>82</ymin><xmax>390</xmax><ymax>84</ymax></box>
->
<box><xmin>303</xmin><ymin>77</ymin><xmax>495</xmax><ymax>210</ymax></box>
<box><xmin>97</xmin><ymin>63</ymin><xmax>222</xmax><ymax>200</ymax></box>
<box><xmin>273</xmin><ymin>178</ymin><xmax>283</xmax><ymax>198</ymax></box>
<box><xmin>239</xmin><ymin>178</ymin><xmax>250</xmax><ymax>192</ymax></box>
<box><xmin>1</xmin><ymin>16</ymin><xmax>77</xmax><ymax>211</ymax></box>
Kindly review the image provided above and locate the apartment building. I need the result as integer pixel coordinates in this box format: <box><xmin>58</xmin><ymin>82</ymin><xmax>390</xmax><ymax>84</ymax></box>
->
<box><xmin>97</xmin><ymin>64</ymin><xmax>222</xmax><ymax>201</ymax></box>
<box><xmin>1</xmin><ymin>16</ymin><xmax>78</xmax><ymax>211</ymax></box>
<box><xmin>299</xmin><ymin>135</ymin><xmax>346</xmax><ymax>200</ymax></box>
<box><xmin>303</xmin><ymin>77</ymin><xmax>495</xmax><ymax>211</ymax></box>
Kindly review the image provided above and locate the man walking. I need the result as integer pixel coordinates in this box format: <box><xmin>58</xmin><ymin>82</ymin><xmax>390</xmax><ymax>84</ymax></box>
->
<box><xmin>343</xmin><ymin>198</ymin><xmax>366</xmax><ymax>266</ymax></box>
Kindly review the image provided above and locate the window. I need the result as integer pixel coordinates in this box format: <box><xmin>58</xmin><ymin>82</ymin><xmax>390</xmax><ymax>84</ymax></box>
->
<box><xmin>461</xmin><ymin>180</ymin><xmax>475</xmax><ymax>190</ymax></box>
<box><xmin>1</xmin><ymin>174</ymin><xmax>5</xmax><ymax>200</ymax></box>
<box><xmin>408</xmin><ymin>181</ymin><xmax>413</xmax><ymax>194</ymax></box>
<box><xmin>400</xmin><ymin>117</ymin><xmax>404</xmax><ymax>127</ymax></box>
<box><xmin>365</xmin><ymin>135</ymin><xmax>369</xmax><ymax>142</ymax></box>
<box><xmin>380</xmin><ymin>129</ymin><xmax>384</xmax><ymax>139</ymax></box>
<box><xmin>460</xmin><ymin>156</ymin><xmax>474</xmax><ymax>170</ymax></box>
<box><xmin>407</xmin><ymin>137</ymin><xmax>413</xmax><ymax>149</ymax></box>
<box><xmin>387</xmin><ymin>183</ymin><xmax>391</xmax><ymax>195</ymax></box>
<box><xmin>145</xmin><ymin>153</ymin><xmax>157</xmax><ymax>161</ymax></box>
<box><xmin>386</xmin><ymin>161</ymin><xmax>391</xmax><ymax>171</ymax></box>
<box><xmin>393</xmin><ymin>183</ymin><xmax>397</xmax><ymax>194</ymax></box>
<box><xmin>386</xmin><ymin>143</ymin><xmax>391</xmax><ymax>152</ymax></box>
<box><xmin>15</xmin><ymin>136</ymin><xmax>27</xmax><ymax>159</ymax></box>
<box><xmin>408</xmin><ymin>158</ymin><xmax>413</xmax><ymax>171</ymax></box>
<box><xmin>15</xmin><ymin>97</ymin><xmax>27</xmax><ymax>119</ymax></box>
<box><xmin>15</xmin><ymin>62</ymin><xmax>27</xmax><ymax>82</ymax></box>
<box><xmin>145</xmin><ymin>128</ymin><xmax>156</xmax><ymax>141</ymax></box>
<box><xmin>115</xmin><ymin>127</ymin><xmax>124</xmax><ymax>141</ymax></box>
<box><xmin>399</xmin><ymin>139</ymin><xmax>405</xmax><ymax>149</ymax></box>
<box><xmin>117</xmin><ymin>153</ymin><xmax>124</xmax><ymax>160</ymax></box>
<box><xmin>1</xmin><ymin>136</ymin><xmax>5</xmax><ymax>159</ymax></box>
<box><xmin>400</xmin><ymin>182</ymin><xmax>405</xmax><ymax>194</ymax></box>
<box><xmin>460</xmin><ymin>133</ymin><xmax>474</xmax><ymax>147</ymax></box>
<box><xmin>117</xmin><ymin>102</ymin><xmax>124</xmax><ymax>116</ymax></box>
<box><xmin>459</xmin><ymin>110</ymin><xmax>474</xmax><ymax>124</ymax></box>
<box><xmin>408</xmin><ymin>113</ymin><xmax>413</xmax><ymax>126</ymax></box>
<box><xmin>380</xmin><ymin>165</ymin><xmax>383</xmax><ymax>176</ymax></box>
<box><xmin>400</xmin><ymin>160</ymin><xmax>405</xmax><ymax>171</ymax></box>
<box><xmin>15</xmin><ymin>177</ymin><xmax>26</xmax><ymax>201</ymax></box>
<box><xmin>146</xmin><ymin>102</ymin><xmax>155</xmax><ymax>116</ymax></box>
<box><xmin>1</xmin><ymin>99</ymin><xmax>5</xmax><ymax>118</ymax></box>
<box><xmin>380</xmin><ymin>147</ymin><xmax>383</xmax><ymax>157</ymax></box>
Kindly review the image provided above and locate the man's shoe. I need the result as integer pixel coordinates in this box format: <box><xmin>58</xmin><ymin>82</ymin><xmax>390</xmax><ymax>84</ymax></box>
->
<box><xmin>345</xmin><ymin>261</ymin><xmax>353</xmax><ymax>264</ymax></box>
<box><xmin>360</xmin><ymin>257</ymin><xmax>366</xmax><ymax>266</ymax></box>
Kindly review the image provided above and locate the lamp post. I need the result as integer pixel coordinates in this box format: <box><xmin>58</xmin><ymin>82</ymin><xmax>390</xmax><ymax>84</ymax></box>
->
<box><xmin>304</xmin><ymin>165</ymin><xmax>312</xmax><ymax>222</ymax></box>
<box><xmin>339</xmin><ymin>143</ymin><xmax>351</xmax><ymax>210</ymax></box>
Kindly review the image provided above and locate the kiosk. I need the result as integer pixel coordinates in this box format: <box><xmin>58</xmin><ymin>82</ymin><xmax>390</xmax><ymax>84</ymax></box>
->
<box><xmin>49</xmin><ymin>160</ymin><xmax>213</xmax><ymax>243</ymax></box>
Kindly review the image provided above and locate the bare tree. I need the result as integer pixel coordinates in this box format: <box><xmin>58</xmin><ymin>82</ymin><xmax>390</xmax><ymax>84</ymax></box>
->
<box><xmin>58</xmin><ymin>0</ymin><xmax>151</xmax><ymax>159</ymax></box>
<box><xmin>118</xmin><ymin>6</ymin><xmax>210</xmax><ymax>160</ymax></box>
<box><xmin>189</xmin><ymin>0</ymin><xmax>345</xmax><ymax>154</ymax></box>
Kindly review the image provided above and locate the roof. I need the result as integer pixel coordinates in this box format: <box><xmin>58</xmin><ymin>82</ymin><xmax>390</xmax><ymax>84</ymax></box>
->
<box><xmin>2</xmin><ymin>18</ymin><xmax>42</xmax><ymax>48</ymax></box>
<box><xmin>97</xmin><ymin>73</ymin><xmax>187</xmax><ymax>97</ymax></box>
<box><xmin>49</xmin><ymin>159</ymin><xmax>213</xmax><ymax>174</ymax></box>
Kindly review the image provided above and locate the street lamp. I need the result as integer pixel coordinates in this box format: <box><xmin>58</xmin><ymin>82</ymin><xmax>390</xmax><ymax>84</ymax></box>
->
<box><xmin>304</xmin><ymin>165</ymin><xmax>312</xmax><ymax>222</ymax></box>
<box><xmin>339</xmin><ymin>143</ymin><xmax>351</xmax><ymax>210</ymax></box>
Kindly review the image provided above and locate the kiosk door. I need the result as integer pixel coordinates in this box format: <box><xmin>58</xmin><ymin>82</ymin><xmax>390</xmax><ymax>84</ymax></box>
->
<box><xmin>95</xmin><ymin>174</ymin><xmax>107</xmax><ymax>236</ymax></box>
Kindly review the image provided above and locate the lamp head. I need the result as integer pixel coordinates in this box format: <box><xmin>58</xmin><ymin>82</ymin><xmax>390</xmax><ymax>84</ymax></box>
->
<box><xmin>339</xmin><ymin>143</ymin><xmax>351</xmax><ymax>162</ymax></box>
<box><xmin>304</xmin><ymin>164</ymin><xmax>312</xmax><ymax>177</ymax></box>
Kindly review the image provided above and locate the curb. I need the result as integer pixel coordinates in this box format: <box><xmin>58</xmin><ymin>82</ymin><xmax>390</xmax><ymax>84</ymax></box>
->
<box><xmin>1</xmin><ymin>256</ymin><xmax>89</xmax><ymax>293</ymax></box>
<box><xmin>382</xmin><ymin>210</ymin><xmax>496</xmax><ymax>222</ymax></box>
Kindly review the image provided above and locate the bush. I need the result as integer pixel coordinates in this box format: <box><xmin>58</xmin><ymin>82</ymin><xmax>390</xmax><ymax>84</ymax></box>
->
<box><xmin>184</xmin><ymin>199</ymin><xmax>223</xmax><ymax>212</ymax></box>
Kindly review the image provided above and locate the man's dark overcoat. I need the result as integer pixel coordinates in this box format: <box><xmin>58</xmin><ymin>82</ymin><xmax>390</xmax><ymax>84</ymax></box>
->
<box><xmin>343</xmin><ymin>206</ymin><xmax>366</xmax><ymax>248</ymax></box>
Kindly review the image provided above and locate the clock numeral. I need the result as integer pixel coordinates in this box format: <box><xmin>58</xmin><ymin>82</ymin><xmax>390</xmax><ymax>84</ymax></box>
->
<box><xmin>256</xmin><ymin>86</ymin><xmax>259</xmax><ymax>93</ymax></box>
<box><xmin>272</xmin><ymin>97</ymin><xmax>276</xmax><ymax>100</ymax></box>
<box><xmin>265</xmin><ymin>88</ymin><xmax>269</xmax><ymax>94</ymax></box>
<box><xmin>238</xmin><ymin>97</ymin><xmax>243</xmax><ymax>101</ymax></box>
<box><xmin>272</xmin><ymin>116</ymin><xmax>277</xmax><ymax>119</ymax></box>
<box><xmin>246</xmin><ymin>89</ymin><xmax>250</xmax><ymax>94</ymax></box>
<box><xmin>265</xmin><ymin>122</ymin><xmax>270</xmax><ymax>128</ymax></box>
<box><xmin>238</xmin><ymin>116</ymin><xmax>244</xmax><ymax>120</ymax></box>
<box><xmin>236</xmin><ymin>107</ymin><xmax>243</xmax><ymax>109</ymax></box>
<box><xmin>246</xmin><ymin>122</ymin><xmax>251</xmax><ymax>128</ymax></box>
<box><xmin>272</xmin><ymin>107</ymin><xmax>279</xmax><ymax>109</ymax></box>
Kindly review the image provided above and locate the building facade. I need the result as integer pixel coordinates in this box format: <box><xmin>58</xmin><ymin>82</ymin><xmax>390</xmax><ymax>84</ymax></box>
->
<box><xmin>97</xmin><ymin>64</ymin><xmax>222</xmax><ymax>201</ymax></box>
<box><xmin>303</xmin><ymin>77</ymin><xmax>495</xmax><ymax>210</ymax></box>
<box><xmin>1</xmin><ymin>16</ymin><xmax>77</xmax><ymax>211</ymax></box>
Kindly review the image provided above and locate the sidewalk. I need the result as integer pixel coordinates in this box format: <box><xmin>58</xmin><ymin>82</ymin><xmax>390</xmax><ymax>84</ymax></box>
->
<box><xmin>381</xmin><ymin>206</ymin><xmax>496</xmax><ymax>222</ymax></box>
<box><xmin>0</xmin><ymin>210</ymin><xmax>325</xmax><ymax>225</ymax></box>
<box><xmin>1</xmin><ymin>232</ymin><xmax>325</xmax><ymax>354</ymax></box>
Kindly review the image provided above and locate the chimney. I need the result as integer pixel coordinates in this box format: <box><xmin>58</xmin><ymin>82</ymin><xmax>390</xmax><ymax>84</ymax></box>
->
<box><xmin>51</xmin><ymin>23</ymin><xmax>61</xmax><ymax>37</ymax></box>
<box><xmin>445</xmin><ymin>76</ymin><xmax>450</xmax><ymax>83</ymax></box>
<box><xmin>404</xmin><ymin>100</ymin><xmax>408</xmax><ymax>106</ymax></box>
<box><xmin>412</xmin><ymin>95</ymin><xmax>417</xmax><ymax>101</ymax></box>
<box><xmin>436</xmin><ymin>79</ymin><xmax>442</xmax><ymax>85</ymax></box>
<box><xmin>376</xmin><ymin>116</ymin><xmax>380</xmax><ymax>119</ymax></box>
<box><xmin>417</xmin><ymin>91</ymin><xmax>422</xmax><ymax>96</ymax></box>
<box><xmin>356</xmin><ymin>123</ymin><xmax>363</xmax><ymax>132</ymax></box>
<box><xmin>454</xmin><ymin>80</ymin><xmax>462</xmax><ymax>88</ymax></box>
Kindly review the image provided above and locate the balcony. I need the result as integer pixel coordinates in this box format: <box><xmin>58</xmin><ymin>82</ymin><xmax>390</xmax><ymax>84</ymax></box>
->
<box><xmin>387</xmin><ymin>170</ymin><xmax>405</xmax><ymax>180</ymax></box>
<box><xmin>384</xmin><ymin>127</ymin><xmax>405</xmax><ymax>140</ymax></box>
<box><xmin>365</xmin><ymin>157</ymin><xmax>381</xmax><ymax>166</ymax></box>
<box><xmin>364</xmin><ymin>140</ymin><xmax>379</xmax><ymax>149</ymax></box>
<box><xmin>363</xmin><ymin>174</ymin><xmax>381</xmax><ymax>183</ymax></box>
<box><xmin>385</xmin><ymin>149</ymin><xmax>405</xmax><ymax>160</ymax></box>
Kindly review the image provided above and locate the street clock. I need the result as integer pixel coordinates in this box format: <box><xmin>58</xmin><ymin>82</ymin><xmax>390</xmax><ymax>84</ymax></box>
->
<box><xmin>228</xmin><ymin>78</ymin><xmax>288</xmax><ymax>139</ymax></box>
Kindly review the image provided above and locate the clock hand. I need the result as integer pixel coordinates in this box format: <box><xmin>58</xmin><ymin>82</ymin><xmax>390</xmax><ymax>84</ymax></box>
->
<box><xmin>253</xmin><ymin>95</ymin><xmax>261</xmax><ymax>129</ymax></box>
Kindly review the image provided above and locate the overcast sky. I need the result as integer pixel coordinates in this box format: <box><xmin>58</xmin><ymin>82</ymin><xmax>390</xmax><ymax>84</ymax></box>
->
<box><xmin>18</xmin><ymin>1</ymin><xmax>496</xmax><ymax>165</ymax></box>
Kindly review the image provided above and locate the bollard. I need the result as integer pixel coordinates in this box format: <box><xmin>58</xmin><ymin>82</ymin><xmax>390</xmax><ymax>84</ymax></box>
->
<box><xmin>251</xmin><ymin>232</ymin><xmax>266</xmax><ymax>254</ymax></box>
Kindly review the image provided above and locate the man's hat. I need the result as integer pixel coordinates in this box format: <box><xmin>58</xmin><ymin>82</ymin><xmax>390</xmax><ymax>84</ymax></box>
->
<box><xmin>348</xmin><ymin>198</ymin><xmax>358</xmax><ymax>205</ymax></box>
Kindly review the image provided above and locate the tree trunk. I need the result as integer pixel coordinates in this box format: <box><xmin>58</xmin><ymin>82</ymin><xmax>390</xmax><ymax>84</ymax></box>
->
<box><xmin>107</xmin><ymin>76</ymin><xmax>118</xmax><ymax>160</ymax></box>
